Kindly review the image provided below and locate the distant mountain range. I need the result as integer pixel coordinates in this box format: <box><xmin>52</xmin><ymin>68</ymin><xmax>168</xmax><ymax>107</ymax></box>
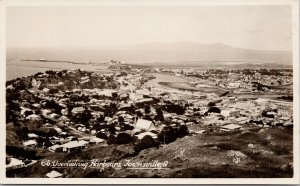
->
<box><xmin>133</xmin><ymin>41</ymin><xmax>254</xmax><ymax>51</ymax></box>
<box><xmin>7</xmin><ymin>42</ymin><xmax>292</xmax><ymax>65</ymax></box>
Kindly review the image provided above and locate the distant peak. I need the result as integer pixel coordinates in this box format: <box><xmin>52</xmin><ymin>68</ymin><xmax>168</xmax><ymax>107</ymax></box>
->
<box><xmin>211</xmin><ymin>42</ymin><xmax>226</xmax><ymax>46</ymax></box>
<box><xmin>176</xmin><ymin>41</ymin><xmax>196</xmax><ymax>44</ymax></box>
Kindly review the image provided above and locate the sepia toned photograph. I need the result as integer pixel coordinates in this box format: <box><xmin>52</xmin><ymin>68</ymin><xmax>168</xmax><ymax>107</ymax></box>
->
<box><xmin>1</xmin><ymin>0</ymin><xmax>299</xmax><ymax>184</ymax></box>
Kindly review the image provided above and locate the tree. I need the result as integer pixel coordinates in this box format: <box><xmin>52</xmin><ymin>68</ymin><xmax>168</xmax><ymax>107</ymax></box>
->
<box><xmin>73</xmin><ymin>109</ymin><xmax>92</xmax><ymax>124</ymax></box>
<box><xmin>44</xmin><ymin>100</ymin><xmax>63</xmax><ymax>114</ymax></box>
<box><xmin>23</xmin><ymin>110</ymin><xmax>34</xmax><ymax>117</ymax></box>
<box><xmin>154</xmin><ymin>108</ymin><xmax>164</xmax><ymax>121</ymax></box>
<box><xmin>158</xmin><ymin>126</ymin><xmax>177</xmax><ymax>144</ymax></box>
<box><xmin>96</xmin><ymin>132</ymin><xmax>107</xmax><ymax>140</ymax></box>
<box><xmin>107</xmin><ymin>135</ymin><xmax>116</xmax><ymax>144</ymax></box>
<box><xmin>71</xmin><ymin>137</ymin><xmax>79</xmax><ymax>141</ymax></box>
<box><xmin>6</xmin><ymin>157</ymin><xmax>11</xmax><ymax>165</ymax></box>
<box><xmin>93</xmin><ymin>123</ymin><xmax>103</xmax><ymax>131</ymax></box>
<box><xmin>97</xmin><ymin>115</ymin><xmax>105</xmax><ymax>123</ymax></box>
<box><xmin>144</xmin><ymin>105</ymin><xmax>151</xmax><ymax>114</ymax></box>
<box><xmin>163</xmin><ymin>103</ymin><xmax>186</xmax><ymax>115</ymax></box>
<box><xmin>112</xmin><ymin>92</ymin><xmax>118</xmax><ymax>100</ymax></box>
<box><xmin>118</xmin><ymin>116</ymin><xmax>124</xmax><ymax>123</ymax></box>
<box><xmin>143</xmin><ymin>115</ymin><xmax>152</xmax><ymax>121</ymax></box>
<box><xmin>107</xmin><ymin>125</ymin><xmax>116</xmax><ymax>135</ymax></box>
<box><xmin>136</xmin><ymin>110</ymin><xmax>143</xmax><ymax>118</ymax></box>
<box><xmin>206</xmin><ymin>107</ymin><xmax>221</xmax><ymax>114</ymax></box>
<box><xmin>49</xmin><ymin>88</ymin><xmax>59</xmax><ymax>94</ymax></box>
<box><xmin>208</xmin><ymin>102</ymin><xmax>216</xmax><ymax>107</ymax></box>
<box><xmin>156</xmin><ymin>108</ymin><xmax>163</xmax><ymax>115</ymax></box>
<box><xmin>16</xmin><ymin>127</ymin><xmax>29</xmax><ymax>140</ymax></box>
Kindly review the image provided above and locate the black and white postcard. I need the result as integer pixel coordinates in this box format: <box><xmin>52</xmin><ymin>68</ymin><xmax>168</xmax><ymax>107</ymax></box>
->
<box><xmin>0</xmin><ymin>0</ymin><xmax>299</xmax><ymax>184</ymax></box>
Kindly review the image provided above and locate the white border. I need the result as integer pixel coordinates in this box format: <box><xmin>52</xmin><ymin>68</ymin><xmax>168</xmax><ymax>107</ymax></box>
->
<box><xmin>0</xmin><ymin>0</ymin><xmax>299</xmax><ymax>184</ymax></box>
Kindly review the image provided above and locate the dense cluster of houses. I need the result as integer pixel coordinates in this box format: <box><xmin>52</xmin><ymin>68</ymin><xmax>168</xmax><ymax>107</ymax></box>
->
<box><xmin>153</xmin><ymin>68</ymin><xmax>293</xmax><ymax>95</ymax></box>
<box><xmin>6</xmin><ymin>68</ymin><xmax>293</xmax><ymax>174</ymax></box>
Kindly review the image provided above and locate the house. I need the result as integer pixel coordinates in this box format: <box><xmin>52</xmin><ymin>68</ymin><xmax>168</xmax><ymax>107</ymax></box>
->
<box><xmin>119</xmin><ymin>103</ymin><xmax>132</xmax><ymax>111</ymax></box>
<box><xmin>277</xmin><ymin>109</ymin><xmax>291</xmax><ymax>117</ymax></box>
<box><xmin>136</xmin><ymin>98</ymin><xmax>154</xmax><ymax>104</ymax></box>
<box><xmin>58</xmin><ymin>116</ymin><xmax>70</xmax><ymax>122</ymax></box>
<box><xmin>71</xmin><ymin>107</ymin><xmax>85</xmax><ymax>114</ymax></box>
<box><xmin>220</xmin><ymin>124</ymin><xmax>242</xmax><ymax>131</ymax></box>
<box><xmin>6</xmin><ymin>85</ymin><xmax>14</xmax><ymax>90</ymax></box>
<box><xmin>58</xmin><ymin>81</ymin><xmax>64</xmax><ymax>86</ymax></box>
<box><xmin>279</xmin><ymin>116</ymin><xmax>290</xmax><ymax>121</ymax></box>
<box><xmin>28</xmin><ymin>133</ymin><xmax>39</xmax><ymax>139</ymax></box>
<box><xmin>134</xmin><ymin>119</ymin><xmax>156</xmax><ymax>131</ymax></box>
<box><xmin>256</xmin><ymin>98</ymin><xmax>269</xmax><ymax>105</ymax></box>
<box><xmin>228</xmin><ymin>82</ymin><xmax>241</xmax><ymax>88</ymax></box>
<box><xmin>43</xmin><ymin>88</ymin><xmax>50</xmax><ymax>93</ymax></box>
<box><xmin>221</xmin><ymin>110</ymin><xmax>231</xmax><ymax>118</ymax></box>
<box><xmin>20</xmin><ymin>107</ymin><xmax>33</xmax><ymax>117</ymax></box>
<box><xmin>46</xmin><ymin>170</ymin><xmax>63</xmax><ymax>178</ymax></box>
<box><xmin>32</xmin><ymin>103</ymin><xmax>41</xmax><ymax>108</ymax></box>
<box><xmin>49</xmin><ymin>113</ymin><xmax>60</xmax><ymax>120</ymax></box>
<box><xmin>96</xmin><ymin>89</ymin><xmax>117</xmax><ymax>97</ymax></box>
<box><xmin>48</xmin><ymin>144</ymin><xmax>63</xmax><ymax>152</ymax></box>
<box><xmin>53</xmin><ymin>127</ymin><xmax>62</xmax><ymax>133</ymax></box>
<box><xmin>61</xmin><ymin>109</ymin><xmax>68</xmax><ymax>115</ymax></box>
<box><xmin>217</xmin><ymin>120</ymin><xmax>231</xmax><ymax>126</ymax></box>
<box><xmin>23</xmin><ymin>140</ymin><xmax>37</xmax><ymax>147</ymax></box>
<box><xmin>61</xmin><ymin>140</ymin><xmax>88</xmax><ymax>153</ymax></box>
<box><xmin>41</xmin><ymin>109</ymin><xmax>52</xmax><ymax>117</ymax></box>
<box><xmin>163</xmin><ymin>113</ymin><xmax>172</xmax><ymax>119</ymax></box>
<box><xmin>60</xmin><ymin>132</ymin><xmax>67</xmax><ymax>136</ymax></box>
<box><xmin>234</xmin><ymin>117</ymin><xmax>249</xmax><ymax>124</ymax></box>
<box><xmin>135</xmin><ymin>131</ymin><xmax>158</xmax><ymax>140</ymax></box>
<box><xmin>6</xmin><ymin>158</ymin><xmax>25</xmax><ymax>170</ymax></box>
<box><xmin>89</xmin><ymin>137</ymin><xmax>105</xmax><ymax>144</ymax></box>
<box><xmin>26</xmin><ymin>114</ymin><xmax>41</xmax><ymax>120</ymax></box>
<box><xmin>44</xmin><ymin>123</ymin><xmax>53</xmax><ymax>128</ymax></box>
<box><xmin>229</xmin><ymin>110</ymin><xmax>240</xmax><ymax>117</ymax></box>
<box><xmin>72</xmin><ymin>89</ymin><xmax>81</xmax><ymax>93</ymax></box>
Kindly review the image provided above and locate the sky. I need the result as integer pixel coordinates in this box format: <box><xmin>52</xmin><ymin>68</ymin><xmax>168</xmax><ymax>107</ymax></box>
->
<box><xmin>6</xmin><ymin>5</ymin><xmax>292</xmax><ymax>51</ymax></box>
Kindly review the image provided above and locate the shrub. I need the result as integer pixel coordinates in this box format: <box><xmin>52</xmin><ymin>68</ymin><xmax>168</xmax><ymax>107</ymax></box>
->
<box><xmin>123</xmin><ymin>124</ymin><xmax>134</xmax><ymax>131</ymax></box>
<box><xmin>134</xmin><ymin>135</ymin><xmax>157</xmax><ymax>152</ymax></box>
<box><xmin>208</xmin><ymin>102</ymin><xmax>216</xmax><ymax>107</ymax></box>
<box><xmin>177</xmin><ymin>125</ymin><xmax>189</xmax><ymax>138</ymax></box>
<box><xmin>116</xmin><ymin>133</ymin><xmax>133</xmax><ymax>144</ymax></box>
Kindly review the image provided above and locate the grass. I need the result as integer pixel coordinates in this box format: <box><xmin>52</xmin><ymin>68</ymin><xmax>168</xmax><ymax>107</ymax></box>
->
<box><xmin>6</xmin><ymin>124</ymin><xmax>293</xmax><ymax>178</ymax></box>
